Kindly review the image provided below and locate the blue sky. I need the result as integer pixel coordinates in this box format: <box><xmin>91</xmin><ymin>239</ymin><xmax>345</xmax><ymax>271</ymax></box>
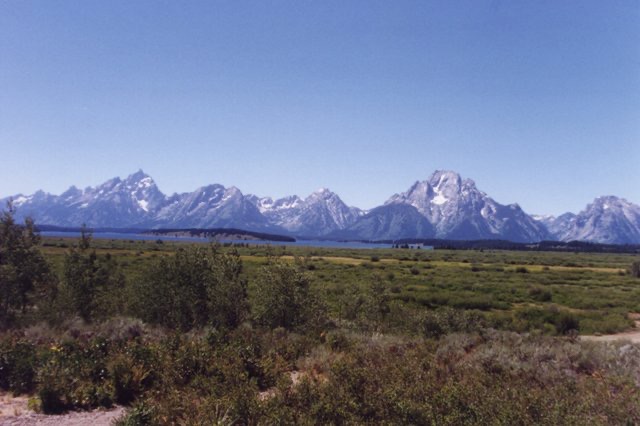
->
<box><xmin>1</xmin><ymin>1</ymin><xmax>638</xmax><ymax>216</ymax></box>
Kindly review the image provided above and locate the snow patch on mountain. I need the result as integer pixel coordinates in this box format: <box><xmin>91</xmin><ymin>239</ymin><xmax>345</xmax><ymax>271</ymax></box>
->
<box><xmin>432</xmin><ymin>193</ymin><xmax>447</xmax><ymax>205</ymax></box>
<box><xmin>12</xmin><ymin>196</ymin><xmax>29</xmax><ymax>206</ymax></box>
<box><xmin>137</xmin><ymin>199</ymin><xmax>149</xmax><ymax>212</ymax></box>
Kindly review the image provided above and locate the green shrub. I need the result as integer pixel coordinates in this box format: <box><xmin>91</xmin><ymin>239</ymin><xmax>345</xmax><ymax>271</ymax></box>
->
<box><xmin>529</xmin><ymin>286</ymin><xmax>552</xmax><ymax>302</ymax></box>
<box><xmin>451</xmin><ymin>296</ymin><xmax>505</xmax><ymax>311</ymax></box>
<box><xmin>114</xmin><ymin>401</ymin><xmax>155</xmax><ymax>425</ymax></box>
<box><xmin>0</xmin><ymin>203</ymin><xmax>57</xmax><ymax>328</ymax></box>
<box><xmin>511</xmin><ymin>307</ymin><xmax>581</xmax><ymax>335</ymax></box>
<box><xmin>325</xmin><ymin>331</ymin><xmax>351</xmax><ymax>351</ymax></box>
<box><xmin>61</xmin><ymin>227</ymin><xmax>126</xmax><ymax>323</ymax></box>
<box><xmin>420</xmin><ymin>308</ymin><xmax>484</xmax><ymax>339</ymax></box>
<box><xmin>0</xmin><ymin>340</ymin><xmax>37</xmax><ymax>394</ymax></box>
<box><xmin>129</xmin><ymin>246</ymin><xmax>248</xmax><ymax>331</ymax></box>
<box><xmin>555</xmin><ymin>313</ymin><xmax>580</xmax><ymax>335</ymax></box>
<box><xmin>38</xmin><ymin>385</ymin><xmax>66</xmax><ymax>414</ymax></box>
<box><xmin>252</xmin><ymin>260</ymin><xmax>326</xmax><ymax>331</ymax></box>
<box><xmin>32</xmin><ymin>337</ymin><xmax>116</xmax><ymax>412</ymax></box>
<box><xmin>109</xmin><ymin>353</ymin><xmax>149</xmax><ymax>405</ymax></box>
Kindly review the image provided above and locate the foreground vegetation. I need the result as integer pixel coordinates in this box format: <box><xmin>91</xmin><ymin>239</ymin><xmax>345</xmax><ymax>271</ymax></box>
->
<box><xmin>2</xmin><ymin>205</ymin><xmax>640</xmax><ymax>424</ymax></box>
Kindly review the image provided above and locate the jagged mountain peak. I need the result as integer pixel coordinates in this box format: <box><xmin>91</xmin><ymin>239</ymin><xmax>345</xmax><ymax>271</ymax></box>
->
<box><xmin>224</xmin><ymin>186</ymin><xmax>243</xmax><ymax>198</ymax></box>
<box><xmin>590</xmin><ymin>195</ymin><xmax>632</xmax><ymax>210</ymax></box>
<box><xmin>127</xmin><ymin>169</ymin><xmax>148</xmax><ymax>179</ymax></box>
<box><xmin>123</xmin><ymin>169</ymin><xmax>156</xmax><ymax>188</ymax></box>
<box><xmin>250</xmin><ymin>187</ymin><xmax>361</xmax><ymax>236</ymax></box>
<box><xmin>101</xmin><ymin>176</ymin><xmax>122</xmax><ymax>188</ymax></box>
<box><xmin>390</xmin><ymin>171</ymin><xmax>484</xmax><ymax>212</ymax></box>
<box><xmin>306</xmin><ymin>187</ymin><xmax>342</xmax><ymax>203</ymax></box>
<box><xmin>382</xmin><ymin>171</ymin><xmax>548</xmax><ymax>242</ymax></box>
<box><xmin>249</xmin><ymin>194</ymin><xmax>303</xmax><ymax>214</ymax></box>
<box><xmin>2</xmin><ymin>170</ymin><xmax>638</xmax><ymax>243</ymax></box>
<box><xmin>197</xmin><ymin>183</ymin><xmax>225</xmax><ymax>191</ymax></box>
<box><xmin>60</xmin><ymin>186</ymin><xmax>83</xmax><ymax>201</ymax></box>
<box><xmin>428</xmin><ymin>169</ymin><xmax>462</xmax><ymax>189</ymax></box>
<box><xmin>544</xmin><ymin>195</ymin><xmax>640</xmax><ymax>244</ymax></box>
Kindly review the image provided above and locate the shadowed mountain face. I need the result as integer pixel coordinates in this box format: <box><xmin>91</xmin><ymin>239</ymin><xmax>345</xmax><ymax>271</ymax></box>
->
<box><xmin>332</xmin><ymin>204</ymin><xmax>435</xmax><ymax>241</ymax></box>
<box><xmin>3</xmin><ymin>170</ymin><xmax>639</xmax><ymax>243</ymax></box>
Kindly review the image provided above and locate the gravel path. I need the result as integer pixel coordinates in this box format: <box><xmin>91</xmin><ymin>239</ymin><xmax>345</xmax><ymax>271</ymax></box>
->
<box><xmin>581</xmin><ymin>314</ymin><xmax>640</xmax><ymax>344</ymax></box>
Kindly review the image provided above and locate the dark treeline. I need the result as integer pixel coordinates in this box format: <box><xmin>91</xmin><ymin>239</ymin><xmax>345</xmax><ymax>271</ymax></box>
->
<box><xmin>145</xmin><ymin>228</ymin><xmax>296</xmax><ymax>242</ymax></box>
<box><xmin>379</xmin><ymin>238</ymin><xmax>640</xmax><ymax>253</ymax></box>
<box><xmin>35</xmin><ymin>225</ymin><xmax>146</xmax><ymax>233</ymax></box>
<box><xmin>35</xmin><ymin>224</ymin><xmax>639</xmax><ymax>252</ymax></box>
<box><xmin>36</xmin><ymin>224</ymin><xmax>296</xmax><ymax>242</ymax></box>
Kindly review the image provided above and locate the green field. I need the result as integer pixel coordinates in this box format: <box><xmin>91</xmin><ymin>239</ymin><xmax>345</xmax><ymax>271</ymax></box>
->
<box><xmin>2</xmin><ymin>229</ymin><xmax>640</xmax><ymax>424</ymax></box>
<box><xmin>40</xmin><ymin>236</ymin><xmax>640</xmax><ymax>336</ymax></box>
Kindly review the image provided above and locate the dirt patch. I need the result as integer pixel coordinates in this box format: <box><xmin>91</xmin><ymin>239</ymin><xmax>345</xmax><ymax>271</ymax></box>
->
<box><xmin>257</xmin><ymin>370</ymin><xmax>309</xmax><ymax>401</ymax></box>
<box><xmin>0</xmin><ymin>394</ymin><xmax>125</xmax><ymax>426</ymax></box>
<box><xmin>242</xmin><ymin>255</ymin><xmax>366</xmax><ymax>266</ymax></box>
<box><xmin>581</xmin><ymin>314</ymin><xmax>640</xmax><ymax>343</ymax></box>
<box><xmin>534</xmin><ymin>265</ymin><xmax>621</xmax><ymax>274</ymax></box>
<box><xmin>0</xmin><ymin>394</ymin><xmax>30</xmax><ymax>418</ymax></box>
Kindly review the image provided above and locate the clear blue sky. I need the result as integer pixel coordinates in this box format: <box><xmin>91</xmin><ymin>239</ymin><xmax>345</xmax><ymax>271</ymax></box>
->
<box><xmin>1</xmin><ymin>1</ymin><xmax>638</xmax><ymax>216</ymax></box>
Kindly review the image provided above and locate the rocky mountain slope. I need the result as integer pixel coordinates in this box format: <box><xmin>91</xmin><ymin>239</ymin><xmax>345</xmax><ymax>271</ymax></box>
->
<box><xmin>333</xmin><ymin>204</ymin><xmax>435</xmax><ymax>240</ymax></box>
<box><xmin>3</xmin><ymin>170</ymin><xmax>639</xmax><ymax>244</ymax></box>
<box><xmin>536</xmin><ymin>196</ymin><xmax>640</xmax><ymax>244</ymax></box>
<box><xmin>247</xmin><ymin>189</ymin><xmax>361</xmax><ymax>236</ymax></box>
<box><xmin>376</xmin><ymin>170</ymin><xmax>550</xmax><ymax>243</ymax></box>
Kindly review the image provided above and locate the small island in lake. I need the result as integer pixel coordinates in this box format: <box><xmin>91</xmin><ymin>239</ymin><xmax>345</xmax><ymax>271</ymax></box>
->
<box><xmin>143</xmin><ymin>228</ymin><xmax>296</xmax><ymax>242</ymax></box>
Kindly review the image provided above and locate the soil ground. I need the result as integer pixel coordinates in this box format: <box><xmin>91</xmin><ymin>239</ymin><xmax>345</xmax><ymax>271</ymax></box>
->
<box><xmin>581</xmin><ymin>313</ymin><xmax>640</xmax><ymax>343</ymax></box>
<box><xmin>0</xmin><ymin>394</ymin><xmax>125</xmax><ymax>426</ymax></box>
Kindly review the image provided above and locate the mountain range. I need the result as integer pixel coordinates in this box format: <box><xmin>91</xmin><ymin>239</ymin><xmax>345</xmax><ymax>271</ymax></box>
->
<box><xmin>3</xmin><ymin>170</ymin><xmax>639</xmax><ymax>244</ymax></box>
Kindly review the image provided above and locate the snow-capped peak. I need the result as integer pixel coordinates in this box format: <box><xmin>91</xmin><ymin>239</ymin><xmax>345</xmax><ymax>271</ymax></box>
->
<box><xmin>545</xmin><ymin>195</ymin><xmax>640</xmax><ymax>244</ymax></box>
<box><xmin>307</xmin><ymin>187</ymin><xmax>336</xmax><ymax>201</ymax></box>
<box><xmin>428</xmin><ymin>170</ymin><xmax>462</xmax><ymax>190</ymax></box>
<box><xmin>127</xmin><ymin>169</ymin><xmax>149</xmax><ymax>181</ymax></box>
<box><xmin>384</xmin><ymin>171</ymin><xmax>548</xmax><ymax>242</ymax></box>
<box><xmin>3</xmin><ymin>170</ymin><xmax>638</xmax><ymax>244</ymax></box>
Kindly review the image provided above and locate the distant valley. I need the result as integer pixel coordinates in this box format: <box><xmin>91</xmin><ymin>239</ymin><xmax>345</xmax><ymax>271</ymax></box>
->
<box><xmin>3</xmin><ymin>170</ymin><xmax>640</xmax><ymax>244</ymax></box>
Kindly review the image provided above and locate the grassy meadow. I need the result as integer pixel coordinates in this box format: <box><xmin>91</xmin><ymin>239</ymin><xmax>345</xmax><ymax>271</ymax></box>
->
<box><xmin>40</xmin><ymin>236</ymin><xmax>640</xmax><ymax>336</ymax></box>
<box><xmin>1</xmin><ymin>230</ymin><xmax>639</xmax><ymax>424</ymax></box>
